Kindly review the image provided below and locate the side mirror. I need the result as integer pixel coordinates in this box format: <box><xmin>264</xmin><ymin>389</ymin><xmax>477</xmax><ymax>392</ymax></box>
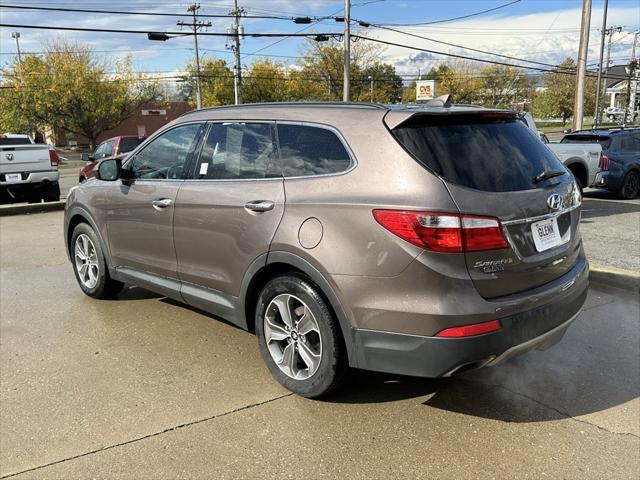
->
<box><xmin>81</xmin><ymin>153</ymin><xmax>94</xmax><ymax>162</ymax></box>
<box><xmin>96</xmin><ymin>158</ymin><xmax>122</xmax><ymax>181</ymax></box>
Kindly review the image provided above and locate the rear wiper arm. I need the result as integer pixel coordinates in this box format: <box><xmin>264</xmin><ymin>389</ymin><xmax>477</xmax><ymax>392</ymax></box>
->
<box><xmin>532</xmin><ymin>169</ymin><xmax>566</xmax><ymax>184</ymax></box>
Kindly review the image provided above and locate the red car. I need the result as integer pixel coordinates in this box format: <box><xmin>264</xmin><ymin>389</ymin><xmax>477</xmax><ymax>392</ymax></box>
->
<box><xmin>79</xmin><ymin>136</ymin><xmax>145</xmax><ymax>182</ymax></box>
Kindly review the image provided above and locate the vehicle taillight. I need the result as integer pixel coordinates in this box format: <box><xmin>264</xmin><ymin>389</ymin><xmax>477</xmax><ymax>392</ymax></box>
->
<box><xmin>49</xmin><ymin>149</ymin><xmax>59</xmax><ymax>167</ymax></box>
<box><xmin>373</xmin><ymin>210</ymin><xmax>509</xmax><ymax>253</ymax></box>
<box><xmin>435</xmin><ymin>319</ymin><xmax>502</xmax><ymax>338</ymax></box>
<box><xmin>599</xmin><ymin>153</ymin><xmax>610</xmax><ymax>171</ymax></box>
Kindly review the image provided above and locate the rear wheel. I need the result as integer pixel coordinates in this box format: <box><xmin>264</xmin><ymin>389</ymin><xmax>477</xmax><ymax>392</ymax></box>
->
<box><xmin>42</xmin><ymin>182</ymin><xmax>60</xmax><ymax>202</ymax></box>
<box><xmin>619</xmin><ymin>171</ymin><xmax>639</xmax><ymax>199</ymax></box>
<box><xmin>71</xmin><ymin>223</ymin><xmax>124</xmax><ymax>298</ymax></box>
<box><xmin>255</xmin><ymin>274</ymin><xmax>347</xmax><ymax>398</ymax></box>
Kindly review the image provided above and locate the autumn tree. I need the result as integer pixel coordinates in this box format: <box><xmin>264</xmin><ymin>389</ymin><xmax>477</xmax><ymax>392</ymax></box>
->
<box><xmin>178</xmin><ymin>58</ymin><xmax>234</xmax><ymax>107</ymax></box>
<box><xmin>479</xmin><ymin>64</ymin><xmax>534</xmax><ymax>108</ymax></box>
<box><xmin>532</xmin><ymin>58</ymin><xmax>596</xmax><ymax>124</ymax></box>
<box><xmin>0</xmin><ymin>41</ymin><xmax>164</xmax><ymax>148</ymax></box>
<box><xmin>243</xmin><ymin>58</ymin><xmax>289</xmax><ymax>103</ymax></box>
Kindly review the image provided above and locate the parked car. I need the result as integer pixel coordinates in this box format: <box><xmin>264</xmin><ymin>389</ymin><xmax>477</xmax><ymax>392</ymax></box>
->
<box><xmin>519</xmin><ymin>113</ymin><xmax>602</xmax><ymax>189</ymax></box>
<box><xmin>561</xmin><ymin>128</ymin><xmax>640</xmax><ymax>199</ymax></box>
<box><xmin>0</xmin><ymin>134</ymin><xmax>60</xmax><ymax>204</ymax></box>
<box><xmin>79</xmin><ymin>135</ymin><xmax>145</xmax><ymax>182</ymax></box>
<box><xmin>64</xmin><ymin>102</ymin><xmax>588</xmax><ymax>397</ymax></box>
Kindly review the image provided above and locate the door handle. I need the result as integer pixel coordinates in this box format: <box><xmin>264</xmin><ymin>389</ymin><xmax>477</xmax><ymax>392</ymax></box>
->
<box><xmin>152</xmin><ymin>198</ymin><xmax>173</xmax><ymax>209</ymax></box>
<box><xmin>244</xmin><ymin>200</ymin><xmax>275</xmax><ymax>212</ymax></box>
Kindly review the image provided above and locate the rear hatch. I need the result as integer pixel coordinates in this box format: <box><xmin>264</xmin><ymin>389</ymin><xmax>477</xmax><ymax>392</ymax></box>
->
<box><xmin>389</xmin><ymin>111</ymin><xmax>582</xmax><ymax>299</ymax></box>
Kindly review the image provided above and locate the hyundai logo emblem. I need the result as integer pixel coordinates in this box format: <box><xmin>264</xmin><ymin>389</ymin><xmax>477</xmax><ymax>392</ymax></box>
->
<box><xmin>547</xmin><ymin>193</ymin><xmax>562</xmax><ymax>210</ymax></box>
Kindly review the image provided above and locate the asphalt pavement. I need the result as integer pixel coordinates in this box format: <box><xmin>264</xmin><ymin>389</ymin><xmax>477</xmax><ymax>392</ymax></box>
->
<box><xmin>0</xmin><ymin>211</ymin><xmax>638</xmax><ymax>479</ymax></box>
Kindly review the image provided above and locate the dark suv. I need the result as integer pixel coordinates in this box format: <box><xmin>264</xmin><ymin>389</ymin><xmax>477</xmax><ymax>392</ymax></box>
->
<box><xmin>64</xmin><ymin>102</ymin><xmax>588</xmax><ymax>397</ymax></box>
<box><xmin>561</xmin><ymin>128</ymin><xmax>640</xmax><ymax>199</ymax></box>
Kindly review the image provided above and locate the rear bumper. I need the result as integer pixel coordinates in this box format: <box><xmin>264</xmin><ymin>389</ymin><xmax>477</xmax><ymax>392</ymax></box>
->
<box><xmin>351</xmin><ymin>259</ymin><xmax>588</xmax><ymax>378</ymax></box>
<box><xmin>0</xmin><ymin>170</ymin><xmax>60</xmax><ymax>187</ymax></box>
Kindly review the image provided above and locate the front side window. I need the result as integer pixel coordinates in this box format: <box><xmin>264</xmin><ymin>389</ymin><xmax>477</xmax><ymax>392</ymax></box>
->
<box><xmin>277</xmin><ymin>124</ymin><xmax>352</xmax><ymax>177</ymax></box>
<box><xmin>129</xmin><ymin>123</ymin><xmax>201</xmax><ymax>180</ymax></box>
<box><xmin>194</xmin><ymin>122</ymin><xmax>279</xmax><ymax>180</ymax></box>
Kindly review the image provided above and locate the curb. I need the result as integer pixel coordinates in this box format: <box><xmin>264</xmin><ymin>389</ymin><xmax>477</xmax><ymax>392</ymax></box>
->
<box><xmin>0</xmin><ymin>200</ymin><xmax>65</xmax><ymax>217</ymax></box>
<box><xmin>589</xmin><ymin>263</ymin><xmax>640</xmax><ymax>291</ymax></box>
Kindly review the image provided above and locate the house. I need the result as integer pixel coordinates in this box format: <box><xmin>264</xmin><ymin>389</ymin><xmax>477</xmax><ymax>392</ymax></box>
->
<box><xmin>604</xmin><ymin>64</ymin><xmax>639</xmax><ymax>111</ymax></box>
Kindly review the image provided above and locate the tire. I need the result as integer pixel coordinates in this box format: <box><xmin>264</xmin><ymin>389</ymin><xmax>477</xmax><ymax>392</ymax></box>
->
<box><xmin>42</xmin><ymin>182</ymin><xmax>60</xmax><ymax>202</ymax></box>
<box><xmin>255</xmin><ymin>274</ymin><xmax>348</xmax><ymax>398</ymax></box>
<box><xmin>619</xmin><ymin>171</ymin><xmax>640</xmax><ymax>199</ymax></box>
<box><xmin>70</xmin><ymin>223</ymin><xmax>124</xmax><ymax>299</ymax></box>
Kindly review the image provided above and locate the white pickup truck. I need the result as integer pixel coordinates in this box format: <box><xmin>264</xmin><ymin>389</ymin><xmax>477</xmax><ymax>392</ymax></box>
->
<box><xmin>520</xmin><ymin>114</ymin><xmax>603</xmax><ymax>189</ymax></box>
<box><xmin>0</xmin><ymin>134</ymin><xmax>60</xmax><ymax>203</ymax></box>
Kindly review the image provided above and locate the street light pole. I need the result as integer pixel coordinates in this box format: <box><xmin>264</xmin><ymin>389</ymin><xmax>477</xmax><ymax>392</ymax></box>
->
<box><xmin>11</xmin><ymin>32</ymin><xmax>21</xmax><ymax>63</ymax></box>
<box><xmin>343</xmin><ymin>0</ymin><xmax>350</xmax><ymax>102</ymax></box>
<box><xmin>593</xmin><ymin>0</ymin><xmax>608</xmax><ymax>128</ymax></box>
<box><xmin>572</xmin><ymin>0</ymin><xmax>592</xmax><ymax>132</ymax></box>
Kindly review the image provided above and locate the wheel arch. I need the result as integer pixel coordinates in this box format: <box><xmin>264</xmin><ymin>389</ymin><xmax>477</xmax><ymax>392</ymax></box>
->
<box><xmin>564</xmin><ymin>160</ymin><xmax>588</xmax><ymax>188</ymax></box>
<box><xmin>65</xmin><ymin>206</ymin><xmax>114</xmax><ymax>273</ymax></box>
<box><xmin>239</xmin><ymin>251</ymin><xmax>356</xmax><ymax>364</ymax></box>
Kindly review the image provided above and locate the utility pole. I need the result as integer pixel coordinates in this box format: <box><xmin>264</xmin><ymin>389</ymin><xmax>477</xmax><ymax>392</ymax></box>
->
<box><xmin>11</xmin><ymin>32</ymin><xmax>21</xmax><ymax>63</ymax></box>
<box><xmin>229</xmin><ymin>0</ymin><xmax>244</xmax><ymax>104</ymax></box>
<box><xmin>572</xmin><ymin>0</ymin><xmax>592</xmax><ymax>132</ymax></box>
<box><xmin>343</xmin><ymin>0</ymin><xmax>351</xmax><ymax>102</ymax></box>
<box><xmin>593</xmin><ymin>0</ymin><xmax>608</xmax><ymax>128</ymax></box>
<box><xmin>368</xmin><ymin>75</ymin><xmax>373</xmax><ymax>102</ymax></box>
<box><xmin>623</xmin><ymin>31</ymin><xmax>639</xmax><ymax>125</ymax></box>
<box><xmin>177</xmin><ymin>4</ymin><xmax>211</xmax><ymax>109</ymax></box>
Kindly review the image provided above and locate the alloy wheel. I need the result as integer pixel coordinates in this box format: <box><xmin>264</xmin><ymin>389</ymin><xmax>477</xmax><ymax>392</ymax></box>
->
<box><xmin>74</xmin><ymin>233</ymin><xmax>99</xmax><ymax>289</ymax></box>
<box><xmin>264</xmin><ymin>294</ymin><xmax>322</xmax><ymax>380</ymax></box>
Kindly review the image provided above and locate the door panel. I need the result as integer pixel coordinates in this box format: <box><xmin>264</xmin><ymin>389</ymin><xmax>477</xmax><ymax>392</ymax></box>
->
<box><xmin>106</xmin><ymin>180</ymin><xmax>181</xmax><ymax>278</ymax></box>
<box><xmin>174</xmin><ymin>121</ymin><xmax>284</xmax><ymax>297</ymax></box>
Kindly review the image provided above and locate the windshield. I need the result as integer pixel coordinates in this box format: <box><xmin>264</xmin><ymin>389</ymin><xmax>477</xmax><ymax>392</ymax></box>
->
<box><xmin>392</xmin><ymin>114</ymin><xmax>566</xmax><ymax>192</ymax></box>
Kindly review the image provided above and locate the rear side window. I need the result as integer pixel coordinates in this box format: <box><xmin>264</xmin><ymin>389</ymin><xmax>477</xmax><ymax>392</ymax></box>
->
<box><xmin>561</xmin><ymin>134</ymin><xmax>612</xmax><ymax>150</ymax></box>
<box><xmin>277</xmin><ymin>124</ymin><xmax>352</xmax><ymax>177</ymax></box>
<box><xmin>618</xmin><ymin>134</ymin><xmax>640</xmax><ymax>153</ymax></box>
<box><xmin>392</xmin><ymin>115</ymin><xmax>566</xmax><ymax>192</ymax></box>
<box><xmin>119</xmin><ymin>137</ymin><xmax>144</xmax><ymax>154</ymax></box>
<box><xmin>0</xmin><ymin>137</ymin><xmax>31</xmax><ymax>145</ymax></box>
<box><xmin>194</xmin><ymin>123</ymin><xmax>279</xmax><ymax>180</ymax></box>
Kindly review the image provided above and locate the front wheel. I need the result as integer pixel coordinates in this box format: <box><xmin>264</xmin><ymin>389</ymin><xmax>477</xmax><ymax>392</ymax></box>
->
<box><xmin>619</xmin><ymin>171</ymin><xmax>639</xmax><ymax>199</ymax></box>
<box><xmin>255</xmin><ymin>275</ymin><xmax>348</xmax><ymax>398</ymax></box>
<box><xmin>71</xmin><ymin>223</ymin><xmax>124</xmax><ymax>298</ymax></box>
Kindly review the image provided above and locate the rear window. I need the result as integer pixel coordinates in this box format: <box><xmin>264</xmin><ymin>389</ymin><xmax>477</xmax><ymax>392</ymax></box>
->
<box><xmin>119</xmin><ymin>137</ymin><xmax>144</xmax><ymax>154</ymax></box>
<box><xmin>392</xmin><ymin>115</ymin><xmax>566</xmax><ymax>192</ymax></box>
<box><xmin>561</xmin><ymin>134</ymin><xmax>611</xmax><ymax>150</ymax></box>
<box><xmin>0</xmin><ymin>137</ymin><xmax>32</xmax><ymax>146</ymax></box>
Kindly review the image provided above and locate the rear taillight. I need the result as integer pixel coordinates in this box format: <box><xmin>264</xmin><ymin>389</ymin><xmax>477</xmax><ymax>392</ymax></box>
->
<box><xmin>49</xmin><ymin>149</ymin><xmax>59</xmax><ymax>167</ymax></box>
<box><xmin>599</xmin><ymin>153</ymin><xmax>610</xmax><ymax>171</ymax></box>
<box><xmin>435</xmin><ymin>319</ymin><xmax>502</xmax><ymax>338</ymax></box>
<box><xmin>373</xmin><ymin>210</ymin><xmax>509</xmax><ymax>253</ymax></box>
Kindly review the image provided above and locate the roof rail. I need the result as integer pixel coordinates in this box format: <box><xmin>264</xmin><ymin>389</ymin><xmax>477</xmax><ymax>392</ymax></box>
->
<box><xmin>179</xmin><ymin>101</ymin><xmax>389</xmax><ymax>118</ymax></box>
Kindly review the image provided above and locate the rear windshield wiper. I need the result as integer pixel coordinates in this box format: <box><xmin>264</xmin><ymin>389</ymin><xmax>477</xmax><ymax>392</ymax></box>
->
<box><xmin>532</xmin><ymin>169</ymin><xmax>566</xmax><ymax>184</ymax></box>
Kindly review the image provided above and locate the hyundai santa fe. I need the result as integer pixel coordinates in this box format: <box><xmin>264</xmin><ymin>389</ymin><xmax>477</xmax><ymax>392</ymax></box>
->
<box><xmin>64</xmin><ymin>101</ymin><xmax>588</xmax><ymax>398</ymax></box>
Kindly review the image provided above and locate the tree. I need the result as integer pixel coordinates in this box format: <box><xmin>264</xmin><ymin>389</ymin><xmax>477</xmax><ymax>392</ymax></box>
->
<box><xmin>243</xmin><ymin>59</ymin><xmax>289</xmax><ymax>103</ymax></box>
<box><xmin>358</xmin><ymin>62</ymin><xmax>404</xmax><ymax>103</ymax></box>
<box><xmin>479</xmin><ymin>64</ymin><xmax>534</xmax><ymax>108</ymax></box>
<box><xmin>532</xmin><ymin>58</ymin><xmax>596</xmax><ymax>124</ymax></box>
<box><xmin>0</xmin><ymin>41</ymin><xmax>163</xmax><ymax>148</ymax></box>
<box><xmin>178</xmin><ymin>58</ymin><xmax>234</xmax><ymax>107</ymax></box>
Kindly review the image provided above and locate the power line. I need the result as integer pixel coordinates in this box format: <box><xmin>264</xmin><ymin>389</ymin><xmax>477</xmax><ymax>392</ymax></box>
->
<box><xmin>360</xmin><ymin>0</ymin><xmax>522</xmax><ymax>26</ymax></box>
<box><xmin>0</xmin><ymin>3</ymin><xmax>295</xmax><ymax>20</ymax></box>
<box><xmin>0</xmin><ymin>23</ymin><xmax>342</xmax><ymax>38</ymax></box>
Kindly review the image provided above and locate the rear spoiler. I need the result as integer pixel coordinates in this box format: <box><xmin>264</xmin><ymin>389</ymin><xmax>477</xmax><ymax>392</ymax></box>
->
<box><xmin>383</xmin><ymin>104</ymin><xmax>519</xmax><ymax>130</ymax></box>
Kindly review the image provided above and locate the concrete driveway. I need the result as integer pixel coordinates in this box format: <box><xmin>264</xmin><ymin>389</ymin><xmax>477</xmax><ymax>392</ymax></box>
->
<box><xmin>1</xmin><ymin>211</ymin><xmax>638</xmax><ymax>479</ymax></box>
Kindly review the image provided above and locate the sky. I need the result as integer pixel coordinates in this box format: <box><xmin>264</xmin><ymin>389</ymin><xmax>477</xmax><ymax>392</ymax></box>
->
<box><xmin>0</xmin><ymin>0</ymin><xmax>639</xmax><ymax>82</ymax></box>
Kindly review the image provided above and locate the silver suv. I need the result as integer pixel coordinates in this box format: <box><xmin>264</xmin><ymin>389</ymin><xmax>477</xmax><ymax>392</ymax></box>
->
<box><xmin>64</xmin><ymin>102</ymin><xmax>588</xmax><ymax>397</ymax></box>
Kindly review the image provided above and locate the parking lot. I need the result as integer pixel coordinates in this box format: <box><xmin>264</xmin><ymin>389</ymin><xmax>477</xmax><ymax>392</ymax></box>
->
<box><xmin>0</xmin><ymin>210</ymin><xmax>638</xmax><ymax>479</ymax></box>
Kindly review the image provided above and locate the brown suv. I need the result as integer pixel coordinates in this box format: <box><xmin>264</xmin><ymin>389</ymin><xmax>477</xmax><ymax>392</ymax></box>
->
<box><xmin>64</xmin><ymin>102</ymin><xmax>588</xmax><ymax>397</ymax></box>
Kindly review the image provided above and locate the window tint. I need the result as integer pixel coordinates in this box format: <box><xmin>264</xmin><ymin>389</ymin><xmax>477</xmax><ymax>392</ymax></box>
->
<box><xmin>393</xmin><ymin>115</ymin><xmax>566</xmax><ymax>192</ymax></box>
<box><xmin>194</xmin><ymin>123</ymin><xmax>279</xmax><ymax>180</ymax></box>
<box><xmin>129</xmin><ymin>123</ymin><xmax>201</xmax><ymax>179</ymax></box>
<box><xmin>118</xmin><ymin>137</ymin><xmax>144</xmax><ymax>154</ymax></box>
<box><xmin>0</xmin><ymin>137</ymin><xmax>31</xmax><ymax>145</ymax></box>
<box><xmin>561</xmin><ymin>134</ymin><xmax>612</xmax><ymax>150</ymax></box>
<box><xmin>618</xmin><ymin>134</ymin><xmax>640</xmax><ymax>153</ymax></box>
<box><xmin>277</xmin><ymin>124</ymin><xmax>352</xmax><ymax>177</ymax></box>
